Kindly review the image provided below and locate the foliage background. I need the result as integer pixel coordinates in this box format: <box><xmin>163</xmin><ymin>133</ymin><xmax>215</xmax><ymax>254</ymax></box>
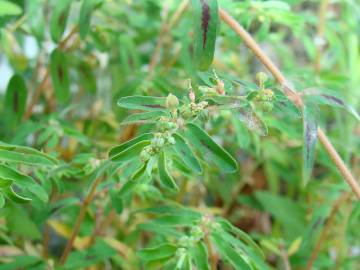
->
<box><xmin>0</xmin><ymin>0</ymin><xmax>359</xmax><ymax>269</ymax></box>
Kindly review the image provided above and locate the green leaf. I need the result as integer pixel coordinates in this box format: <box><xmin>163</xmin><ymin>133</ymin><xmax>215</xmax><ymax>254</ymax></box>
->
<box><xmin>0</xmin><ymin>141</ymin><xmax>58</xmax><ymax>165</ymax></box>
<box><xmin>137</xmin><ymin>243</ymin><xmax>178</xmax><ymax>261</ymax></box>
<box><xmin>191</xmin><ymin>0</ymin><xmax>219</xmax><ymax>71</ymax></box>
<box><xmin>211</xmin><ymin>231</ymin><xmax>252</xmax><ymax>270</ymax></box>
<box><xmin>50</xmin><ymin>48</ymin><xmax>70</xmax><ymax>104</ymax></box>
<box><xmin>27</xmin><ymin>185</ymin><xmax>48</xmax><ymax>203</ymax></box>
<box><xmin>79</xmin><ymin>0</ymin><xmax>103</xmax><ymax>39</ymax></box>
<box><xmin>184</xmin><ymin>123</ymin><xmax>238</xmax><ymax>173</ymax></box>
<box><xmin>0</xmin><ymin>177</ymin><xmax>13</xmax><ymax>188</ymax></box>
<box><xmin>190</xmin><ymin>241</ymin><xmax>210</xmax><ymax>270</ymax></box>
<box><xmin>204</xmin><ymin>95</ymin><xmax>248</xmax><ymax>110</ymax></box>
<box><xmin>158</xmin><ymin>151</ymin><xmax>178</xmax><ymax>191</ymax></box>
<box><xmin>4</xmin><ymin>186</ymin><xmax>32</xmax><ymax>204</ymax></box>
<box><xmin>304</xmin><ymin>88</ymin><xmax>360</xmax><ymax>121</ymax></box>
<box><xmin>147</xmin><ymin>214</ymin><xmax>200</xmax><ymax>227</ymax></box>
<box><xmin>0</xmin><ymin>149</ymin><xmax>55</xmax><ymax>166</ymax></box>
<box><xmin>217</xmin><ymin>218</ymin><xmax>265</xmax><ymax>259</ymax></box>
<box><xmin>0</xmin><ymin>164</ymin><xmax>33</xmax><ymax>184</ymax></box>
<box><xmin>303</xmin><ymin>101</ymin><xmax>319</xmax><ymax>185</ymax></box>
<box><xmin>0</xmin><ymin>255</ymin><xmax>43</xmax><ymax>270</ymax></box>
<box><xmin>109</xmin><ymin>188</ymin><xmax>124</xmax><ymax>214</ymax></box>
<box><xmin>4</xmin><ymin>74</ymin><xmax>27</xmax><ymax>124</ymax></box>
<box><xmin>0</xmin><ymin>0</ymin><xmax>22</xmax><ymax>17</ymax></box>
<box><xmin>109</xmin><ymin>133</ymin><xmax>153</xmax><ymax>157</ymax></box>
<box><xmin>50</xmin><ymin>0</ymin><xmax>72</xmax><ymax>43</ymax></box>
<box><xmin>121</xmin><ymin>111</ymin><xmax>168</xmax><ymax>125</ymax></box>
<box><xmin>110</xmin><ymin>140</ymin><xmax>150</xmax><ymax>163</ymax></box>
<box><xmin>172</xmin><ymin>133</ymin><xmax>202</xmax><ymax>174</ymax></box>
<box><xmin>273</xmin><ymin>89</ymin><xmax>301</xmax><ymax>118</ymax></box>
<box><xmin>118</xmin><ymin>96</ymin><xmax>167</xmax><ymax>111</ymax></box>
<box><xmin>118</xmin><ymin>164</ymin><xmax>147</xmax><ymax>197</ymax></box>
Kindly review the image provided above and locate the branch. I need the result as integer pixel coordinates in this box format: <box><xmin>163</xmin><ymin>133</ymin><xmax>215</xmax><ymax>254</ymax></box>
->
<box><xmin>219</xmin><ymin>9</ymin><xmax>360</xmax><ymax>200</ymax></box>
<box><xmin>59</xmin><ymin>176</ymin><xmax>103</xmax><ymax>265</ymax></box>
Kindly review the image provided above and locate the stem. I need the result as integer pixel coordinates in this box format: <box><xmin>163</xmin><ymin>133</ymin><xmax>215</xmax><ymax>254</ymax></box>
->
<box><xmin>304</xmin><ymin>193</ymin><xmax>350</xmax><ymax>270</ymax></box>
<box><xmin>204</xmin><ymin>235</ymin><xmax>217</xmax><ymax>270</ymax></box>
<box><xmin>59</xmin><ymin>176</ymin><xmax>103</xmax><ymax>265</ymax></box>
<box><xmin>87</xmin><ymin>209</ymin><xmax>116</xmax><ymax>247</ymax></box>
<box><xmin>219</xmin><ymin>9</ymin><xmax>360</xmax><ymax>200</ymax></box>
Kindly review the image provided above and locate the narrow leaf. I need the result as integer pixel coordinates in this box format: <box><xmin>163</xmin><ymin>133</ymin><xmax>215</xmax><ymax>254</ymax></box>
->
<box><xmin>79</xmin><ymin>0</ymin><xmax>103</xmax><ymax>39</ymax></box>
<box><xmin>158</xmin><ymin>151</ymin><xmax>179</xmax><ymax>191</ymax></box>
<box><xmin>0</xmin><ymin>149</ymin><xmax>55</xmax><ymax>166</ymax></box>
<box><xmin>211</xmin><ymin>231</ymin><xmax>252</xmax><ymax>270</ymax></box>
<box><xmin>50</xmin><ymin>48</ymin><xmax>70</xmax><ymax>104</ymax></box>
<box><xmin>0</xmin><ymin>164</ymin><xmax>34</xmax><ymax>186</ymax></box>
<box><xmin>0</xmin><ymin>0</ymin><xmax>22</xmax><ymax>16</ymax></box>
<box><xmin>121</xmin><ymin>111</ymin><xmax>168</xmax><ymax>125</ymax></box>
<box><xmin>184</xmin><ymin>123</ymin><xmax>238</xmax><ymax>173</ymax></box>
<box><xmin>204</xmin><ymin>95</ymin><xmax>248</xmax><ymax>110</ymax></box>
<box><xmin>137</xmin><ymin>244</ymin><xmax>178</xmax><ymax>261</ymax></box>
<box><xmin>304</xmin><ymin>88</ymin><xmax>360</xmax><ymax>121</ymax></box>
<box><xmin>303</xmin><ymin>101</ymin><xmax>319</xmax><ymax>184</ymax></box>
<box><xmin>50</xmin><ymin>0</ymin><xmax>72</xmax><ymax>43</ymax></box>
<box><xmin>109</xmin><ymin>133</ymin><xmax>153</xmax><ymax>158</ymax></box>
<box><xmin>190</xmin><ymin>241</ymin><xmax>210</xmax><ymax>270</ymax></box>
<box><xmin>4</xmin><ymin>74</ymin><xmax>27</xmax><ymax>124</ymax></box>
<box><xmin>109</xmin><ymin>189</ymin><xmax>123</xmax><ymax>214</ymax></box>
<box><xmin>172</xmin><ymin>133</ymin><xmax>202</xmax><ymax>174</ymax></box>
<box><xmin>0</xmin><ymin>141</ymin><xmax>58</xmax><ymax>165</ymax></box>
<box><xmin>118</xmin><ymin>96</ymin><xmax>167</xmax><ymax>111</ymax></box>
<box><xmin>110</xmin><ymin>140</ymin><xmax>150</xmax><ymax>163</ymax></box>
<box><xmin>4</xmin><ymin>186</ymin><xmax>32</xmax><ymax>204</ymax></box>
<box><xmin>191</xmin><ymin>0</ymin><xmax>219</xmax><ymax>70</ymax></box>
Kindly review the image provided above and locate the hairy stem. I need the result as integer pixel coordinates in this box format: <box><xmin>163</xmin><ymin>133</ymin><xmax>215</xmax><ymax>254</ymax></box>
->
<box><xmin>219</xmin><ymin>8</ymin><xmax>360</xmax><ymax>200</ymax></box>
<box><xmin>59</xmin><ymin>176</ymin><xmax>103</xmax><ymax>265</ymax></box>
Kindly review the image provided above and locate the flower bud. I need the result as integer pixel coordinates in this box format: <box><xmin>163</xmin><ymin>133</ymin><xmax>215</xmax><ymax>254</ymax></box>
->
<box><xmin>166</xmin><ymin>94</ymin><xmax>179</xmax><ymax>110</ymax></box>
<box><xmin>256</xmin><ymin>72</ymin><xmax>268</xmax><ymax>86</ymax></box>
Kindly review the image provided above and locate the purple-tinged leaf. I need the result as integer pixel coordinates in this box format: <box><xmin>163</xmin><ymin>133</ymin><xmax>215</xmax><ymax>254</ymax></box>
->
<box><xmin>191</xmin><ymin>0</ymin><xmax>219</xmax><ymax>71</ymax></box>
<box><xmin>304</xmin><ymin>88</ymin><xmax>359</xmax><ymax>121</ymax></box>
<box><xmin>303</xmin><ymin>100</ymin><xmax>319</xmax><ymax>185</ymax></box>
